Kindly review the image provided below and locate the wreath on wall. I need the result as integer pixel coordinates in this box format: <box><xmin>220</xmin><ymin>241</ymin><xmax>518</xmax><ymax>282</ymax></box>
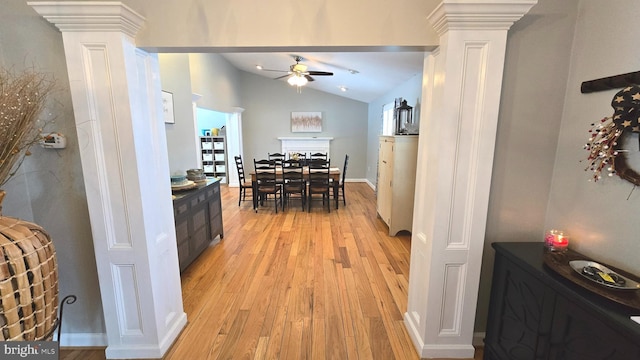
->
<box><xmin>584</xmin><ymin>85</ymin><xmax>640</xmax><ymax>185</ymax></box>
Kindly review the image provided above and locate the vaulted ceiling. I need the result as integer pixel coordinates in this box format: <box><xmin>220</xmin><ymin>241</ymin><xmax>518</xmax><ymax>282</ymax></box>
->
<box><xmin>221</xmin><ymin>51</ymin><xmax>426</xmax><ymax>103</ymax></box>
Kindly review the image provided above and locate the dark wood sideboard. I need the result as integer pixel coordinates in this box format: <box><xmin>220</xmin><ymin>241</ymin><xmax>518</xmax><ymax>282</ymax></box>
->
<box><xmin>485</xmin><ymin>242</ymin><xmax>640</xmax><ymax>360</ymax></box>
<box><xmin>172</xmin><ymin>179</ymin><xmax>223</xmax><ymax>272</ymax></box>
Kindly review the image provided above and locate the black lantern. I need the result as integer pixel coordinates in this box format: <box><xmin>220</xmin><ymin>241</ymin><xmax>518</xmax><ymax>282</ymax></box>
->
<box><xmin>395</xmin><ymin>100</ymin><xmax>414</xmax><ymax>135</ymax></box>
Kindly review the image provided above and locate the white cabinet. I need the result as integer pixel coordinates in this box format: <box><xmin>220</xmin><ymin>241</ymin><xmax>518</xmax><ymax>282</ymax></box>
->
<box><xmin>200</xmin><ymin>136</ymin><xmax>227</xmax><ymax>183</ymax></box>
<box><xmin>376</xmin><ymin>135</ymin><xmax>418</xmax><ymax>236</ymax></box>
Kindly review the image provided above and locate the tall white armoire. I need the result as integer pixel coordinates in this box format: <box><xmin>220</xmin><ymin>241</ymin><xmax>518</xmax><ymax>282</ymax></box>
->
<box><xmin>376</xmin><ymin>135</ymin><xmax>418</xmax><ymax>236</ymax></box>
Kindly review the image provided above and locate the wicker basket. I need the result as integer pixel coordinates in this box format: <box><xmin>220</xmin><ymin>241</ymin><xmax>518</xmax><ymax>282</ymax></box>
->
<box><xmin>0</xmin><ymin>215</ymin><xmax>59</xmax><ymax>340</ymax></box>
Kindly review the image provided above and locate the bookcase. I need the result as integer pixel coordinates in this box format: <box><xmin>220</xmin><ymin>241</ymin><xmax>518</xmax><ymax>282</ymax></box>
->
<box><xmin>200</xmin><ymin>136</ymin><xmax>227</xmax><ymax>183</ymax></box>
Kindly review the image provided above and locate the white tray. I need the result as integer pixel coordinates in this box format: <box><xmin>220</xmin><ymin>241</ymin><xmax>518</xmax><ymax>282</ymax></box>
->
<box><xmin>569</xmin><ymin>260</ymin><xmax>640</xmax><ymax>290</ymax></box>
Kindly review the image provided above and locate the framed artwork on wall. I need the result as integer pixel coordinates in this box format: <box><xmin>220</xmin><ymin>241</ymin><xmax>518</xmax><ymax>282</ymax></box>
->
<box><xmin>291</xmin><ymin>111</ymin><xmax>322</xmax><ymax>132</ymax></box>
<box><xmin>162</xmin><ymin>90</ymin><xmax>175</xmax><ymax>124</ymax></box>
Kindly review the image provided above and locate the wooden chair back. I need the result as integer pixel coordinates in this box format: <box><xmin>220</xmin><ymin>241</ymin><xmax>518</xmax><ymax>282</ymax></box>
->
<box><xmin>234</xmin><ymin>155</ymin><xmax>246</xmax><ymax>182</ymax></box>
<box><xmin>254</xmin><ymin>159</ymin><xmax>278</xmax><ymax>191</ymax></box>
<box><xmin>282</xmin><ymin>159</ymin><xmax>305</xmax><ymax>210</ymax></box>
<box><xmin>307</xmin><ymin>158</ymin><xmax>331</xmax><ymax>212</ymax></box>
<box><xmin>309</xmin><ymin>152</ymin><xmax>328</xmax><ymax>161</ymax></box>
<box><xmin>268</xmin><ymin>152</ymin><xmax>286</xmax><ymax>166</ymax></box>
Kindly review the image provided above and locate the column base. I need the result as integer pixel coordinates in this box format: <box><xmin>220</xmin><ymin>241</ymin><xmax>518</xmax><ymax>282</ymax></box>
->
<box><xmin>105</xmin><ymin>312</ymin><xmax>186</xmax><ymax>359</ymax></box>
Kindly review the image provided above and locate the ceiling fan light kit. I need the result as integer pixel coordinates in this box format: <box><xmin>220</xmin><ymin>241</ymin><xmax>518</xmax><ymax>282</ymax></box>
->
<box><xmin>260</xmin><ymin>55</ymin><xmax>334</xmax><ymax>90</ymax></box>
<box><xmin>287</xmin><ymin>74</ymin><xmax>308</xmax><ymax>87</ymax></box>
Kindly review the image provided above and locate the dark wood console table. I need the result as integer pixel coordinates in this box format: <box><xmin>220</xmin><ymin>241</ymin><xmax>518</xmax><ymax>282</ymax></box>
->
<box><xmin>172</xmin><ymin>179</ymin><xmax>223</xmax><ymax>272</ymax></box>
<box><xmin>485</xmin><ymin>242</ymin><xmax>640</xmax><ymax>360</ymax></box>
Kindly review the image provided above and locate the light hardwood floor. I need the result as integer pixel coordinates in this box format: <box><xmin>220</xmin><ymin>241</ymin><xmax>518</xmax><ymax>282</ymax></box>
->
<box><xmin>61</xmin><ymin>183</ymin><xmax>482</xmax><ymax>360</ymax></box>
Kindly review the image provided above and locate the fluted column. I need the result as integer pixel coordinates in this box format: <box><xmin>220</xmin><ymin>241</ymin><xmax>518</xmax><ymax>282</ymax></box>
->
<box><xmin>405</xmin><ymin>1</ymin><xmax>536</xmax><ymax>358</ymax></box>
<box><xmin>29</xmin><ymin>2</ymin><xmax>186</xmax><ymax>358</ymax></box>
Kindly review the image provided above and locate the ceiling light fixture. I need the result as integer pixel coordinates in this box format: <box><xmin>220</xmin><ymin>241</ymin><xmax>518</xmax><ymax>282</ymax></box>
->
<box><xmin>348</xmin><ymin>69</ymin><xmax>359</xmax><ymax>75</ymax></box>
<box><xmin>256</xmin><ymin>65</ymin><xmax>263</xmax><ymax>70</ymax></box>
<box><xmin>338</xmin><ymin>86</ymin><xmax>348</xmax><ymax>92</ymax></box>
<box><xmin>287</xmin><ymin>74</ymin><xmax>308</xmax><ymax>87</ymax></box>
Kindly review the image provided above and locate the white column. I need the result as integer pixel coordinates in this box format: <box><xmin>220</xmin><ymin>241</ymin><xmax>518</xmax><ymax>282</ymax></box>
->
<box><xmin>29</xmin><ymin>2</ymin><xmax>186</xmax><ymax>359</ymax></box>
<box><xmin>405</xmin><ymin>1</ymin><xmax>536</xmax><ymax>358</ymax></box>
<box><xmin>225</xmin><ymin>107</ymin><xmax>245</xmax><ymax>187</ymax></box>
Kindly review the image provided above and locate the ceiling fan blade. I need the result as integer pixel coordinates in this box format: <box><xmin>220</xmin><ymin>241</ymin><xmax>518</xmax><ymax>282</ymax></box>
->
<box><xmin>273</xmin><ymin>74</ymin><xmax>290</xmax><ymax>80</ymax></box>
<box><xmin>307</xmin><ymin>71</ymin><xmax>333</xmax><ymax>76</ymax></box>
<box><xmin>305</xmin><ymin>75</ymin><xmax>315</xmax><ymax>82</ymax></box>
<box><xmin>261</xmin><ymin>68</ymin><xmax>289</xmax><ymax>73</ymax></box>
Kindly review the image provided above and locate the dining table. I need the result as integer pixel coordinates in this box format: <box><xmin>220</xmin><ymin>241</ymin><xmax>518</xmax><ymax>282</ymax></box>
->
<box><xmin>249</xmin><ymin>166</ymin><xmax>342</xmax><ymax>210</ymax></box>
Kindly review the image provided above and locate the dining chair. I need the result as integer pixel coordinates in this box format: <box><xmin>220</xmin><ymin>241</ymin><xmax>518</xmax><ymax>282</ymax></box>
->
<box><xmin>281</xmin><ymin>158</ymin><xmax>305</xmax><ymax>210</ymax></box>
<box><xmin>335</xmin><ymin>154</ymin><xmax>348</xmax><ymax>207</ymax></box>
<box><xmin>268</xmin><ymin>152</ymin><xmax>286</xmax><ymax>166</ymax></box>
<box><xmin>307</xmin><ymin>158</ymin><xmax>331</xmax><ymax>213</ymax></box>
<box><xmin>309</xmin><ymin>152</ymin><xmax>328</xmax><ymax>161</ymax></box>
<box><xmin>253</xmin><ymin>159</ymin><xmax>282</xmax><ymax>213</ymax></box>
<box><xmin>234</xmin><ymin>155</ymin><xmax>253</xmax><ymax>206</ymax></box>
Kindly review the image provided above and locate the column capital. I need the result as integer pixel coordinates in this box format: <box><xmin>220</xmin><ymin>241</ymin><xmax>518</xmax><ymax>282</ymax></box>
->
<box><xmin>28</xmin><ymin>1</ymin><xmax>145</xmax><ymax>37</ymax></box>
<box><xmin>428</xmin><ymin>0</ymin><xmax>537</xmax><ymax>35</ymax></box>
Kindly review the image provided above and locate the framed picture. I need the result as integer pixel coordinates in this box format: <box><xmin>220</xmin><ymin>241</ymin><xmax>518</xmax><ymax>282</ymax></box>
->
<box><xmin>291</xmin><ymin>111</ymin><xmax>322</xmax><ymax>133</ymax></box>
<box><xmin>162</xmin><ymin>90</ymin><xmax>175</xmax><ymax>124</ymax></box>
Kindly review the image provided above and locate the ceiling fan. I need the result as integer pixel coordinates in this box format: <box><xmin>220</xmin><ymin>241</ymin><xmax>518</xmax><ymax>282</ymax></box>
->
<box><xmin>260</xmin><ymin>55</ymin><xmax>334</xmax><ymax>86</ymax></box>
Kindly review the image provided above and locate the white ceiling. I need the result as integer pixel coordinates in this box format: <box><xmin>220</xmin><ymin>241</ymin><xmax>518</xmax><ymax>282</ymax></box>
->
<box><xmin>221</xmin><ymin>52</ymin><xmax>425</xmax><ymax>103</ymax></box>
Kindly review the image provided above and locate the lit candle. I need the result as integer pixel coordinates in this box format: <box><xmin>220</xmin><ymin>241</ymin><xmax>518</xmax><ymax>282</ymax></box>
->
<box><xmin>544</xmin><ymin>229</ymin><xmax>569</xmax><ymax>252</ymax></box>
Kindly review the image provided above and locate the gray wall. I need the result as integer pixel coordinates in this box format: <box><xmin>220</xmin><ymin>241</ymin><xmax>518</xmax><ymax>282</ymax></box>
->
<box><xmin>159</xmin><ymin>53</ymin><xmax>199</xmax><ymax>174</ymax></box>
<box><xmin>476</xmin><ymin>0</ymin><xmax>580</xmax><ymax>331</ymax></box>
<box><xmin>0</xmin><ymin>0</ymin><xmax>104</xmax><ymax>337</ymax></box>
<box><xmin>546</xmin><ymin>2</ymin><xmax>640</xmax><ymax>277</ymax></box>
<box><xmin>239</xmin><ymin>71</ymin><xmax>368</xmax><ymax>178</ymax></box>
<box><xmin>160</xmin><ymin>53</ymin><xmax>243</xmax><ymax>175</ymax></box>
<box><xmin>188</xmin><ymin>53</ymin><xmax>242</xmax><ymax>113</ymax></box>
<box><xmin>367</xmin><ymin>73</ymin><xmax>423</xmax><ymax>186</ymax></box>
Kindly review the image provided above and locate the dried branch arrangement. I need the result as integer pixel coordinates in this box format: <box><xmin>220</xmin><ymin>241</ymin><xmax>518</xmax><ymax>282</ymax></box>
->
<box><xmin>0</xmin><ymin>67</ymin><xmax>55</xmax><ymax>187</ymax></box>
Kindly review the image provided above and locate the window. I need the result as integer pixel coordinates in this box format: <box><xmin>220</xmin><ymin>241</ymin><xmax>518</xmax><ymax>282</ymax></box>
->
<box><xmin>382</xmin><ymin>102</ymin><xmax>394</xmax><ymax>136</ymax></box>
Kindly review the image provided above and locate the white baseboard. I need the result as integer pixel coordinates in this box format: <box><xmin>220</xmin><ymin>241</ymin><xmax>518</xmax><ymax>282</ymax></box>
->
<box><xmin>105</xmin><ymin>312</ymin><xmax>187</xmax><ymax>359</ymax></box>
<box><xmin>57</xmin><ymin>312</ymin><xmax>187</xmax><ymax>359</ymax></box>
<box><xmin>366</xmin><ymin>179</ymin><xmax>375</xmax><ymax>190</ymax></box>
<box><xmin>403</xmin><ymin>312</ymin><xmax>479</xmax><ymax>358</ymax></box>
<box><xmin>57</xmin><ymin>332</ymin><xmax>108</xmax><ymax>347</ymax></box>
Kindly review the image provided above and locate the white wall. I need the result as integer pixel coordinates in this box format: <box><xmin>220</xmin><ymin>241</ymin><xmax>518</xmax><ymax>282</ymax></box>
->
<box><xmin>367</xmin><ymin>73</ymin><xmax>423</xmax><ymax>185</ymax></box>
<box><xmin>1</xmin><ymin>0</ymin><xmax>104</xmax><ymax>340</ymax></box>
<box><xmin>124</xmin><ymin>0</ymin><xmax>440</xmax><ymax>50</ymax></box>
<box><xmin>546</xmin><ymin>1</ymin><xmax>640</xmax><ymax>276</ymax></box>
